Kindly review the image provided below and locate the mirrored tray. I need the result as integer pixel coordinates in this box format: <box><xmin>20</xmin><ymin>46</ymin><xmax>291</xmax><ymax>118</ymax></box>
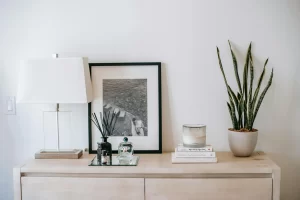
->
<box><xmin>89</xmin><ymin>156</ymin><xmax>140</xmax><ymax>166</ymax></box>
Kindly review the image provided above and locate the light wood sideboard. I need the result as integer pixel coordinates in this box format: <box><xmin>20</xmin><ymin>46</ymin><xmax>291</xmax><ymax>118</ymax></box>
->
<box><xmin>14</xmin><ymin>152</ymin><xmax>280</xmax><ymax>200</ymax></box>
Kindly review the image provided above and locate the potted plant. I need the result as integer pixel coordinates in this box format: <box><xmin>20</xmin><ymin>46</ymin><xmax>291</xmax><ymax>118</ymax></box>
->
<box><xmin>90</xmin><ymin>110</ymin><xmax>120</xmax><ymax>164</ymax></box>
<box><xmin>216</xmin><ymin>41</ymin><xmax>274</xmax><ymax>157</ymax></box>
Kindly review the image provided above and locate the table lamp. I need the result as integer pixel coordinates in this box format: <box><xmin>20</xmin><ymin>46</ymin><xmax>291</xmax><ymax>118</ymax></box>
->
<box><xmin>17</xmin><ymin>55</ymin><xmax>93</xmax><ymax>159</ymax></box>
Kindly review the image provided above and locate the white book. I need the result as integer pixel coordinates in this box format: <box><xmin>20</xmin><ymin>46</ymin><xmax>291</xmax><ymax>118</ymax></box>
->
<box><xmin>177</xmin><ymin>144</ymin><xmax>213</xmax><ymax>152</ymax></box>
<box><xmin>175</xmin><ymin>149</ymin><xmax>216</xmax><ymax>158</ymax></box>
<box><xmin>171</xmin><ymin>153</ymin><xmax>218</xmax><ymax>164</ymax></box>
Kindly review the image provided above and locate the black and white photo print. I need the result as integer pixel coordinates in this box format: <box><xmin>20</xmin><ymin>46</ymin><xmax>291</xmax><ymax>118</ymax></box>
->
<box><xmin>103</xmin><ymin>79</ymin><xmax>148</xmax><ymax>137</ymax></box>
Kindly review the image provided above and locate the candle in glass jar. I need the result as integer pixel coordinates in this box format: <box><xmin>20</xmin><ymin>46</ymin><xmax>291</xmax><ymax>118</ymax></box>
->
<box><xmin>182</xmin><ymin>124</ymin><xmax>206</xmax><ymax>148</ymax></box>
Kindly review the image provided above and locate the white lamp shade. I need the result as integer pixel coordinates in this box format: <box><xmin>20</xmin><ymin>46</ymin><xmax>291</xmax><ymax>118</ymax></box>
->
<box><xmin>17</xmin><ymin>57</ymin><xmax>93</xmax><ymax>104</ymax></box>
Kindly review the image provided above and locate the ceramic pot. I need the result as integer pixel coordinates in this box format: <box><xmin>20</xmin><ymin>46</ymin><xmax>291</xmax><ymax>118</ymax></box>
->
<box><xmin>228</xmin><ymin>130</ymin><xmax>258</xmax><ymax>157</ymax></box>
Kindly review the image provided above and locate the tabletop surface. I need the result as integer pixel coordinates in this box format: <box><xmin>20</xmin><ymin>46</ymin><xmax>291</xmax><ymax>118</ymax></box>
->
<box><xmin>19</xmin><ymin>152</ymin><xmax>280</xmax><ymax>175</ymax></box>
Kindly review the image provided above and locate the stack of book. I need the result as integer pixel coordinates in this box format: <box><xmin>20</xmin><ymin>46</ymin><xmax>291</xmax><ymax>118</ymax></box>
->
<box><xmin>172</xmin><ymin>144</ymin><xmax>217</xmax><ymax>163</ymax></box>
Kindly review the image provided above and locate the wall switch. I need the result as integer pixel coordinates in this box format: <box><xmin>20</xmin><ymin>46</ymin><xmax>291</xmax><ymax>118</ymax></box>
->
<box><xmin>4</xmin><ymin>96</ymin><xmax>16</xmax><ymax>115</ymax></box>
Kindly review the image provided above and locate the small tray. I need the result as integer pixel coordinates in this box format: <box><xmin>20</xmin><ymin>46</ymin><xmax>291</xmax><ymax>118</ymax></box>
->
<box><xmin>89</xmin><ymin>156</ymin><xmax>140</xmax><ymax>166</ymax></box>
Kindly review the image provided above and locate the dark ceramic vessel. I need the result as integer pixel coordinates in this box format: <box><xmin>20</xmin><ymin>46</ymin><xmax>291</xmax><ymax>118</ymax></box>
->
<box><xmin>97</xmin><ymin>137</ymin><xmax>112</xmax><ymax>165</ymax></box>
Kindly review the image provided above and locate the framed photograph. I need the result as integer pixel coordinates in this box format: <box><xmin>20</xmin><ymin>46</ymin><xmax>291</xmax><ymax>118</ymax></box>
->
<box><xmin>88</xmin><ymin>62</ymin><xmax>162</xmax><ymax>154</ymax></box>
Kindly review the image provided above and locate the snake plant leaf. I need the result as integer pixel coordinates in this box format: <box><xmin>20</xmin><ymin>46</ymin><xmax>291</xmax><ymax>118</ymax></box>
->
<box><xmin>217</xmin><ymin>47</ymin><xmax>231</xmax><ymax>94</ymax></box>
<box><xmin>238</xmin><ymin>94</ymin><xmax>245</xmax><ymax>129</ymax></box>
<box><xmin>237</xmin><ymin>91</ymin><xmax>243</xmax><ymax>128</ymax></box>
<box><xmin>237</xmin><ymin>107</ymin><xmax>242</xmax><ymax>129</ymax></box>
<box><xmin>217</xmin><ymin>47</ymin><xmax>230</xmax><ymax>86</ymax></box>
<box><xmin>243</xmin><ymin>100</ymin><xmax>248</xmax><ymax>128</ymax></box>
<box><xmin>240</xmin><ymin>90</ymin><xmax>245</xmax><ymax>127</ymax></box>
<box><xmin>237</xmin><ymin>92</ymin><xmax>241</xmax><ymax>100</ymax></box>
<box><xmin>228</xmin><ymin>41</ymin><xmax>242</xmax><ymax>94</ymax></box>
<box><xmin>217</xmin><ymin>47</ymin><xmax>239</xmax><ymax>111</ymax></box>
<box><xmin>247</xmin><ymin>54</ymin><xmax>254</xmax><ymax>129</ymax></box>
<box><xmin>243</xmin><ymin>42</ymin><xmax>252</xmax><ymax>105</ymax></box>
<box><xmin>228</xmin><ymin>85</ymin><xmax>239</xmax><ymax>110</ymax></box>
<box><xmin>227</xmin><ymin>102</ymin><xmax>236</xmax><ymax>129</ymax></box>
<box><xmin>252</xmin><ymin>58</ymin><xmax>268</xmax><ymax>113</ymax></box>
<box><xmin>227</xmin><ymin>102</ymin><xmax>233</xmax><ymax>114</ymax></box>
<box><xmin>243</xmin><ymin>43</ymin><xmax>252</xmax><ymax>128</ymax></box>
<box><xmin>229</xmin><ymin>98</ymin><xmax>238</xmax><ymax>130</ymax></box>
<box><xmin>249</xmin><ymin>54</ymin><xmax>254</xmax><ymax>101</ymax></box>
<box><xmin>251</xmin><ymin>68</ymin><xmax>274</xmax><ymax>128</ymax></box>
<box><xmin>236</xmin><ymin>92</ymin><xmax>241</xmax><ymax>128</ymax></box>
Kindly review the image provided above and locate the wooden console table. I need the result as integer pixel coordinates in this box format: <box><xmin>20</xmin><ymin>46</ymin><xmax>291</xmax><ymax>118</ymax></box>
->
<box><xmin>14</xmin><ymin>152</ymin><xmax>280</xmax><ymax>200</ymax></box>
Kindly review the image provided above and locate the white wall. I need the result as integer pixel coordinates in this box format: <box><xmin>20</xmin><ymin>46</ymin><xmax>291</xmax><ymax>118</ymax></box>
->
<box><xmin>1</xmin><ymin>0</ymin><xmax>300</xmax><ymax>199</ymax></box>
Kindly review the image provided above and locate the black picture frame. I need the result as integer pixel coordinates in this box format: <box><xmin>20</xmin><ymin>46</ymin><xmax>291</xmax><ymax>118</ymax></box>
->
<box><xmin>88</xmin><ymin>62</ymin><xmax>162</xmax><ymax>154</ymax></box>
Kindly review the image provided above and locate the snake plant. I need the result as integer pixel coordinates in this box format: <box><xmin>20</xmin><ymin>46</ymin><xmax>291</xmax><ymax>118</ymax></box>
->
<box><xmin>217</xmin><ymin>41</ymin><xmax>274</xmax><ymax>131</ymax></box>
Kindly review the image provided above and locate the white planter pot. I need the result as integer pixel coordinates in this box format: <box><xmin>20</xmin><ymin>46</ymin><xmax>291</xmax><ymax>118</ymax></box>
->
<box><xmin>228</xmin><ymin>130</ymin><xmax>258</xmax><ymax>157</ymax></box>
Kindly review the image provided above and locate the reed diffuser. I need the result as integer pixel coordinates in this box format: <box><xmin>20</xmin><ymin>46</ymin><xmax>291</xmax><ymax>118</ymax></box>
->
<box><xmin>90</xmin><ymin>110</ymin><xmax>120</xmax><ymax>165</ymax></box>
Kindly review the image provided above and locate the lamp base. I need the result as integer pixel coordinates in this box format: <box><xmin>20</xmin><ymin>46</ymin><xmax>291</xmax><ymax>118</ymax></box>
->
<box><xmin>35</xmin><ymin>149</ymin><xmax>83</xmax><ymax>159</ymax></box>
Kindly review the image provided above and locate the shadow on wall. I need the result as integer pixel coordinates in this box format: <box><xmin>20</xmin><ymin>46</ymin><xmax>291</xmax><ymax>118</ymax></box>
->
<box><xmin>161</xmin><ymin>63</ymin><xmax>176</xmax><ymax>152</ymax></box>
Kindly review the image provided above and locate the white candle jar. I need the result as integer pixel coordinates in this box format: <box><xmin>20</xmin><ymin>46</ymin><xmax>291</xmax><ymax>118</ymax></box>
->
<box><xmin>182</xmin><ymin>124</ymin><xmax>206</xmax><ymax>148</ymax></box>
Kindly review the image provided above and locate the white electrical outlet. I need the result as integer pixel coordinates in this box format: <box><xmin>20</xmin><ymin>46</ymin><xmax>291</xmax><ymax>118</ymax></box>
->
<box><xmin>4</xmin><ymin>96</ymin><xmax>16</xmax><ymax>115</ymax></box>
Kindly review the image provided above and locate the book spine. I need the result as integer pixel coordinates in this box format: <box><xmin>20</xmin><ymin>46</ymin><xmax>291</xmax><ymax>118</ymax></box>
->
<box><xmin>175</xmin><ymin>151</ymin><xmax>216</xmax><ymax>158</ymax></box>
<box><xmin>171</xmin><ymin>154</ymin><xmax>218</xmax><ymax>163</ymax></box>
<box><xmin>176</xmin><ymin>147</ymin><xmax>213</xmax><ymax>152</ymax></box>
<box><xmin>172</xmin><ymin>159</ymin><xmax>217</xmax><ymax>163</ymax></box>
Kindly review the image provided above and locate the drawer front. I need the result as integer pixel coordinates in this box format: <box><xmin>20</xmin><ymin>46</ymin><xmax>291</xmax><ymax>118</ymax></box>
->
<box><xmin>145</xmin><ymin>178</ymin><xmax>272</xmax><ymax>200</ymax></box>
<box><xmin>22</xmin><ymin>177</ymin><xmax>144</xmax><ymax>200</ymax></box>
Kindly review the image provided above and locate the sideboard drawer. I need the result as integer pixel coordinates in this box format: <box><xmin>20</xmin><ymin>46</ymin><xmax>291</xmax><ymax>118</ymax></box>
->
<box><xmin>145</xmin><ymin>178</ymin><xmax>272</xmax><ymax>200</ymax></box>
<box><xmin>22</xmin><ymin>177</ymin><xmax>144</xmax><ymax>200</ymax></box>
